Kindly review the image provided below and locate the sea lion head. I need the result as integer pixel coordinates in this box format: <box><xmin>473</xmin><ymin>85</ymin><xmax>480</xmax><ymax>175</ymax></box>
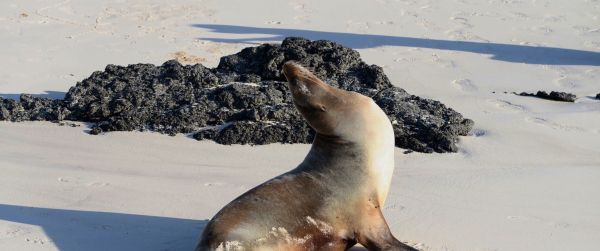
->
<box><xmin>282</xmin><ymin>61</ymin><xmax>393</xmax><ymax>144</ymax></box>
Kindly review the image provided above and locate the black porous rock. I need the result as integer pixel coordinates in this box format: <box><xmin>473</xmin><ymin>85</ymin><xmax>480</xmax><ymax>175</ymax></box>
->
<box><xmin>373</xmin><ymin>87</ymin><xmax>473</xmax><ymax>153</ymax></box>
<box><xmin>1</xmin><ymin>37</ymin><xmax>473</xmax><ymax>153</ymax></box>
<box><xmin>0</xmin><ymin>94</ymin><xmax>68</xmax><ymax>122</ymax></box>
<box><xmin>518</xmin><ymin>91</ymin><xmax>577</xmax><ymax>102</ymax></box>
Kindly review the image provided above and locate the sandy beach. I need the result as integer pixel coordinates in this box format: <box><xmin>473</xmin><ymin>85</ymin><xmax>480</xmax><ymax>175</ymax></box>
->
<box><xmin>1</xmin><ymin>0</ymin><xmax>599</xmax><ymax>250</ymax></box>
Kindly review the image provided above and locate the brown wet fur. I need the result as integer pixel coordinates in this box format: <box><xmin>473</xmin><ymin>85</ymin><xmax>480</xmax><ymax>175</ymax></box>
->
<box><xmin>195</xmin><ymin>62</ymin><xmax>417</xmax><ymax>251</ymax></box>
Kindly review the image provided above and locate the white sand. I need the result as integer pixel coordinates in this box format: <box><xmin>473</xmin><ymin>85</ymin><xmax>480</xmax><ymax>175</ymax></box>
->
<box><xmin>1</xmin><ymin>0</ymin><xmax>599</xmax><ymax>250</ymax></box>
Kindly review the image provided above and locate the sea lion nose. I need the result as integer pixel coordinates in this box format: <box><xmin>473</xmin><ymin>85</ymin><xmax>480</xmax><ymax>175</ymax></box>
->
<box><xmin>282</xmin><ymin>61</ymin><xmax>303</xmax><ymax>81</ymax></box>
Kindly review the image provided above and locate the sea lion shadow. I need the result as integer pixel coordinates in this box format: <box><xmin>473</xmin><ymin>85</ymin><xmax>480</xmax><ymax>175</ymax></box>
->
<box><xmin>0</xmin><ymin>204</ymin><xmax>207</xmax><ymax>251</ymax></box>
<box><xmin>0</xmin><ymin>91</ymin><xmax>67</xmax><ymax>100</ymax></box>
<box><xmin>191</xmin><ymin>24</ymin><xmax>600</xmax><ymax>66</ymax></box>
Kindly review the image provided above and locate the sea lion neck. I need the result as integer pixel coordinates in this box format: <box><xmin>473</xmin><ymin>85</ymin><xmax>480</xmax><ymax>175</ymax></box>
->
<box><xmin>296</xmin><ymin>133</ymin><xmax>365</xmax><ymax>172</ymax></box>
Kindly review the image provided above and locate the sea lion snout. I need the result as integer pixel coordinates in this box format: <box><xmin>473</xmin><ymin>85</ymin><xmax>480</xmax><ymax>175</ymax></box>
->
<box><xmin>281</xmin><ymin>61</ymin><xmax>304</xmax><ymax>81</ymax></box>
<box><xmin>282</xmin><ymin>61</ymin><xmax>341</xmax><ymax>135</ymax></box>
<box><xmin>282</xmin><ymin>61</ymin><xmax>329</xmax><ymax>95</ymax></box>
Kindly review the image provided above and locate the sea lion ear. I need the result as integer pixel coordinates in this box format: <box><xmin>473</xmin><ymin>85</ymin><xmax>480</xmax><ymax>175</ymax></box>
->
<box><xmin>319</xmin><ymin>105</ymin><xmax>327</xmax><ymax>112</ymax></box>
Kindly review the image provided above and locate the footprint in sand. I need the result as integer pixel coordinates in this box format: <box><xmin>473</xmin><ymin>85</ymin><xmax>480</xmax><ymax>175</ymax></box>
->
<box><xmin>555</xmin><ymin>75</ymin><xmax>580</xmax><ymax>88</ymax></box>
<box><xmin>394</xmin><ymin>57</ymin><xmax>418</xmax><ymax>63</ymax></box>
<box><xmin>555</xmin><ymin>68</ymin><xmax>600</xmax><ymax>88</ymax></box>
<box><xmin>572</xmin><ymin>25</ymin><xmax>600</xmax><ymax>36</ymax></box>
<box><xmin>451</xmin><ymin>79</ymin><xmax>478</xmax><ymax>92</ymax></box>
<box><xmin>470</xmin><ymin>129</ymin><xmax>487</xmax><ymax>137</ymax></box>
<box><xmin>383</xmin><ymin>202</ymin><xmax>405</xmax><ymax>211</ymax></box>
<box><xmin>373</xmin><ymin>20</ymin><xmax>395</xmax><ymax>25</ymax></box>
<box><xmin>493</xmin><ymin>0</ymin><xmax>525</xmax><ymax>5</ymax></box>
<box><xmin>449</xmin><ymin>16</ymin><xmax>473</xmax><ymax>28</ymax></box>
<box><xmin>445</xmin><ymin>28</ymin><xmax>487</xmax><ymax>42</ymax></box>
<box><xmin>58</xmin><ymin>176</ymin><xmax>78</xmax><ymax>183</ymax></box>
<box><xmin>543</xmin><ymin>15</ymin><xmax>566</xmax><ymax>22</ymax></box>
<box><xmin>506</xmin><ymin>215</ymin><xmax>542</xmax><ymax>223</ymax></box>
<box><xmin>530</xmin><ymin>26</ymin><xmax>553</xmax><ymax>35</ymax></box>
<box><xmin>432</xmin><ymin>54</ymin><xmax>456</xmax><ymax>68</ymax></box>
<box><xmin>507</xmin><ymin>215</ymin><xmax>571</xmax><ymax>229</ymax></box>
<box><xmin>290</xmin><ymin>0</ymin><xmax>312</xmax><ymax>22</ymax></box>
<box><xmin>25</xmin><ymin>236</ymin><xmax>51</xmax><ymax>245</ymax></box>
<box><xmin>204</xmin><ymin>182</ymin><xmax>225</xmax><ymax>187</ymax></box>
<box><xmin>87</xmin><ymin>181</ymin><xmax>110</xmax><ymax>187</ymax></box>
<box><xmin>0</xmin><ymin>225</ymin><xmax>31</xmax><ymax>239</ymax></box>
<box><xmin>583</xmin><ymin>40</ymin><xmax>600</xmax><ymax>50</ymax></box>
<box><xmin>487</xmin><ymin>99</ymin><xmax>526</xmax><ymax>112</ymax></box>
<box><xmin>524</xmin><ymin>117</ymin><xmax>585</xmax><ymax>132</ymax></box>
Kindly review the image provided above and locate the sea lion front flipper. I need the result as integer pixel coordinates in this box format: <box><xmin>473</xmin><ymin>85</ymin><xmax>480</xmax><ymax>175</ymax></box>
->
<box><xmin>356</xmin><ymin>208</ymin><xmax>418</xmax><ymax>251</ymax></box>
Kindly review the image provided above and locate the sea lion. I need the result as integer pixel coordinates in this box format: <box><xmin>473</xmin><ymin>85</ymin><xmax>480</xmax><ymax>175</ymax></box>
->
<box><xmin>195</xmin><ymin>61</ymin><xmax>416</xmax><ymax>251</ymax></box>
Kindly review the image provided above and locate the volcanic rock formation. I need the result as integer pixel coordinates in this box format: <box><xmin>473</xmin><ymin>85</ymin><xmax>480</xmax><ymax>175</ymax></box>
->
<box><xmin>0</xmin><ymin>37</ymin><xmax>473</xmax><ymax>153</ymax></box>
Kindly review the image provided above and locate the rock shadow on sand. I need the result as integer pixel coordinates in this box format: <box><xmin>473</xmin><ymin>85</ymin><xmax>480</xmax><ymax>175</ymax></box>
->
<box><xmin>0</xmin><ymin>204</ymin><xmax>206</xmax><ymax>251</ymax></box>
<box><xmin>192</xmin><ymin>24</ymin><xmax>600</xmax><ymax>66</ymax></box>
<box><xmin>0</xmin><ymin>91</ymin><xmax>66</xmax><ymax>101</ymax></box>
